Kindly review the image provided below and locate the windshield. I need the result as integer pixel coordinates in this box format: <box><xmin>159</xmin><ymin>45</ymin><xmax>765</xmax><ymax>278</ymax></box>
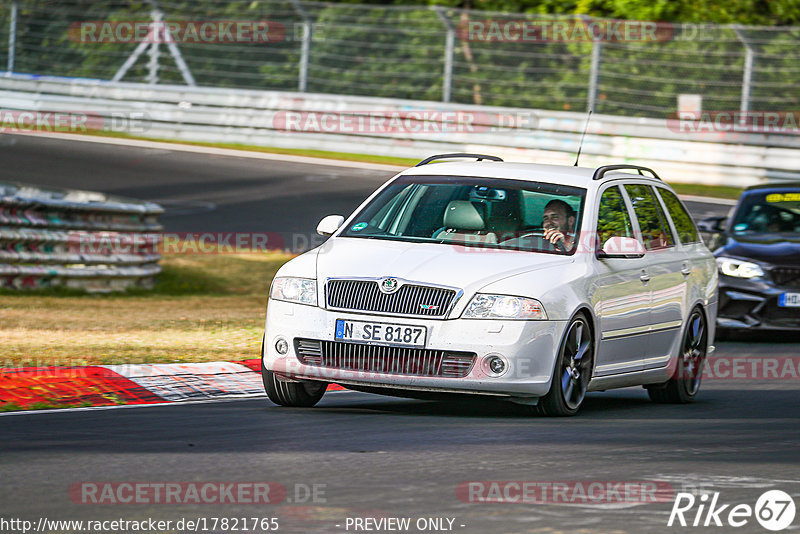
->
<box><xmin>340</xmin><ymin>176</ymin><xmax>586</xmax><ymax>254</ymax></box>
<box><xmin>731</xmin><ymin>190</ymin><xmax>800</xmax><ymax>237</ymax></box>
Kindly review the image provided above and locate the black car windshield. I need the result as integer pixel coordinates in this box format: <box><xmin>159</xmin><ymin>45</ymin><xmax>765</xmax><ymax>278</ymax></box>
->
<box><xmin>339</xmin><ymin>176</ymin><xmax>586</xmax><ymax>254</ymax></box>
<box><xmin>731</xmin><ymin>190</ymin><xmax>800</xmax><ymax>236</ymax></box>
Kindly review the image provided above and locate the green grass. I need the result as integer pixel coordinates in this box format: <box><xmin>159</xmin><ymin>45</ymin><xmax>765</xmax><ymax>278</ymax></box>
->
<box><xmin>83</xmin><ymin>130</ymin><xmax>416</xmax><ymax>167</ymax></box>
<box><xmin>666</xmin><ymin>183</ymin><xmax>743</xmax><ymax>200</ymax></box>
<box><xmin>0</xmin><ymin>251</ymin><xmax>293</xmax><ymax>367</ymax></box>
<box><xmin>0</xmin><ymin>400</ymin><xmax>96</xmax><ymax>412</ymax></box>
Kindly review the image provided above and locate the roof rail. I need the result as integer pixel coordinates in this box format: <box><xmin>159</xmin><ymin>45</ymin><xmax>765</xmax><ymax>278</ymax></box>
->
<box><xmin>593</xmin><ymin>164</ymin><xmax>661</xmax><ymax>181</ymax></box>
<box><xmin>415</xmin><ymin>153</ymin><xmax>503</xmax><ymax>167</ymax></box>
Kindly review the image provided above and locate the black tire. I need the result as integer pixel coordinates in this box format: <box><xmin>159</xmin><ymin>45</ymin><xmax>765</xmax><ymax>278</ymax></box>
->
<box><xmin>261</xmin><ymin>356</ymin><xmax>327</xmax><ymax>407</ymax></box>
<box><xmin>647</xmin><ymin>308</ymin><xmax>707</xmax><ymax>404</ymax></box>
<box><xmin>536</xmin><ymin>314</ymin><xmax>594</xmax><ymax>417</ymax></box>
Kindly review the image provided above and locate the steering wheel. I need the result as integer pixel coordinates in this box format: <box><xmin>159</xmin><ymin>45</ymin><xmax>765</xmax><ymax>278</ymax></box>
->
<box><xmin>502</xmin><ymin>229</ymin><xmax>568</xmax><ymax>253</ymax></box>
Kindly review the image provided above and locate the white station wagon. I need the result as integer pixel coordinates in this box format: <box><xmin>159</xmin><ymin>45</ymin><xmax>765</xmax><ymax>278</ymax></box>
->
<box><xmin>262</xmin><ymin>154</ymin><xmax>718</xmax><ymax>416</ymax></box>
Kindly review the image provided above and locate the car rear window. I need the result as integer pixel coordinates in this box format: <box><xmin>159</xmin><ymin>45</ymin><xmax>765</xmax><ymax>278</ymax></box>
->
<box><xmin>656</xmin><ymin>188</ymin><xmax>700</xmax><ymax>244</ymax></box>
<box><xmin>624</xmin><ymin>184</ymin><xmax>675</xmax><ymax>251</ymax></box>
<box><xmin>596</xmin><ymin>185</ymin><xmax>635</xmax><ymax>248</ymax></box>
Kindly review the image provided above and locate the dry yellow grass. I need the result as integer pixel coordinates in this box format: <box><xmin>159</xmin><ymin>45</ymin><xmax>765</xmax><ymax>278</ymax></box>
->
<box><xmin>0</xmin><ymin>251</ymin><xmax>292</xmax><ymax>367</ymax></box>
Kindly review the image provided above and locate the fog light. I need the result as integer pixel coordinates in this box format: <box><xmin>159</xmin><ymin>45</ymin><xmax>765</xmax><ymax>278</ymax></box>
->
<box><xmin>485</xmin><ymin>355</ymin><xmax>507</xmax><ymax>376</ymax></box>
<box><xmin>275</xmin><ymin>338</ymin><xmax>289</xmax><ymax>355</ymax></box>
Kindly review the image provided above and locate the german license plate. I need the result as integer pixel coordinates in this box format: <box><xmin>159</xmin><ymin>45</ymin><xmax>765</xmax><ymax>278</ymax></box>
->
<box><xmin>335</xmin><ymin>319</ymin><xmax>426</xmax><ymax>347</ymax></box>
<box><xmin>778</xmin><ymin>293</ymin><xmax>800</xmax><ymax>307</ymax></box>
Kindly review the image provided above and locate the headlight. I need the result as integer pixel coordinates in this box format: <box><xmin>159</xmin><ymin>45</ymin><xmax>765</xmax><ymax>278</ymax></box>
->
<box><xmin>716</xmin><ymin>257</ymin><xmax>765</xmax><ymax>279</ymax></box>
<box><xmin>270</xmin><ymin>277</ymin><xmax>317</xmax><ymax>306</ymax></box>
<box><xmin>462</xmin><ymin>294</ymin><xmax>547</xmax><ymax>320</ymax></box>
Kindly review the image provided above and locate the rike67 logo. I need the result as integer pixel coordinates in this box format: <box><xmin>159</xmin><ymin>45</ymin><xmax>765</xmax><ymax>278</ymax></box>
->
<box><xmin>669</xmin><ymin>490</ymin><xmax>796</xmax><ymax>531</ymax></box>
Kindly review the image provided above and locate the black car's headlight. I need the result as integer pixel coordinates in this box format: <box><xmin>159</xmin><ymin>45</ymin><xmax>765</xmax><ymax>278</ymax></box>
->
<box><xmin>716</xmin><ymin>257</ymin><xmax>765</xmax><ymax>279</ymax></box>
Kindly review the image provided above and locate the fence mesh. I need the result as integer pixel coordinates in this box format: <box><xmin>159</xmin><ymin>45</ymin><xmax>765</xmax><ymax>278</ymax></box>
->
<box><xmin>4</xmin><ymin>0</ymin><xmax>800</xmax><ymax>118</ymax></box>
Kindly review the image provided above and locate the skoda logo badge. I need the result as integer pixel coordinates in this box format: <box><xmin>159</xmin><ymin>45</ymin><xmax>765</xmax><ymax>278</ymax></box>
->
<box><xmin>380</xmin><ymin>277</ymin><xmax>399</xmax><ymax>294</ymax></box>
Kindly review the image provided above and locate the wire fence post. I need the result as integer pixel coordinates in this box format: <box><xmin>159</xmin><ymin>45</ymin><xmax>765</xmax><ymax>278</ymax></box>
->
<box><xmin>433</xmin><ymin>7</ymin><xmax>455</xmax><ymax>103</ymax></box>
<box><xmin>289</xmin><ymin>0</ymin><xmax>311</xmax><ymax>92</ymax></box>
<box><xmin>733</xmin><ymin>26</ymin><xmax>753</xmax><ymax>119</ymax></box>
<box><xmin>146</xmin><ymin>10</ymin><xmax>161</xmax><ymax>85</ymax></box>
<box><xmin>587</xmin><ymin>39</ymin><xmax>602</xmax><ymax>112</ymax></box>
<box><xmin>161</xmin><ymin>11</ymin><xmax>196</xmax><ymax>86</ymax></box>
<box><xmin>6</xmin><ymin>1</ymin><xmax>17</xmax><ymax>75</ymax></box>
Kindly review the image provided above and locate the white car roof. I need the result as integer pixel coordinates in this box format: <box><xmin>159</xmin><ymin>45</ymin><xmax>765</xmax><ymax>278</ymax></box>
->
<box><xmin>400</xmin><ymin>161</ymin><xmax>664</xmax><ymax>191</ymax></box>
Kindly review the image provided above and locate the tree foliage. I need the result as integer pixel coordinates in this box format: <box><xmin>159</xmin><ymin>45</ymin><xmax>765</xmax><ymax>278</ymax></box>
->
<box><xmin>3</xmin><ymin>0</ymin><xmax>799</xmax><ymax>119</ymax></box>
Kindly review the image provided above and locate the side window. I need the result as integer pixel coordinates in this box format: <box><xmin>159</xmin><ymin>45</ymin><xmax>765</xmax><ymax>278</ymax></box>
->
<box><xmin>624</xmin><ymin>184</ymin><xmax>675</xmax><ymax>250</ymax></box>
<box><xmin>596</xmin><ymin>186</ymin><xmax>634</xmax><ymax>247</ymax></box>
<box><xmin>657</xmin><ymin>188</ymin><xmax>700</xmax><ymax>244</ymax></box>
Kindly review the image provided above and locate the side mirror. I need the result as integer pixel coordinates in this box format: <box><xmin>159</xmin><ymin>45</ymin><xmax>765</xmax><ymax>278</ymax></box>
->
<box><xmin>316</xmin><ymin>215</ymin><xmax>345</xmax><ymax>236</ymax></box>
<box><xmin>597</xmin><ymin>236</ymin><xmax>646</xmax><ymax>259</ymax></box>
<box><xmin>697</xmin><ymin>216</ymin><xmax>727</xmax><ymax>233</ymax></box>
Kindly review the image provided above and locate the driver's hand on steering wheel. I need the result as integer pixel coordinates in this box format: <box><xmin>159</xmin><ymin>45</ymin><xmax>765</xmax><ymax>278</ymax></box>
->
<box><xmin>543</xmin><ymin>227</ymin><xmax>566</xmax><ymax>247</ymax></box>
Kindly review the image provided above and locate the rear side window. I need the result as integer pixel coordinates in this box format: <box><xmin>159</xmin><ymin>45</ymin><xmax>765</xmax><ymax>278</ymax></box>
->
<box><xmin>657</xmin><ymin>188</ymin><xmax>700</xmax><ymax>244</ymax></box>
<box><xmin>624</xmin><ymin>184</ymin><xmax>675</xmax><ymax>250</ymax></box>
<box><xmin>596</xmin><ymin>186</ymin><xmax>634</xmax><ymax>248</ymax></box>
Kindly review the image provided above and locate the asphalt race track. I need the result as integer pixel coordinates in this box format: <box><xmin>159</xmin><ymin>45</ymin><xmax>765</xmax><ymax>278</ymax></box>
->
<box><xmin>0</xmin><ymin>134</ymin><xmax>728</xmax><ymax>249</ymax></box>
<box><xmin>0</xmin><ymin>134</ymin><xmax>393</xmax><ymax>251</ymax></box>
<box><xmin>2</xmin><ymin>134</ymin><xmax>799</xmax><ymax>533</ymax></box>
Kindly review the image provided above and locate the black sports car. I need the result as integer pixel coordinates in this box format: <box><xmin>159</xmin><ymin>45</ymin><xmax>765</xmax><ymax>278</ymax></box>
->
<box><xmin>699</xmin><ymin>183</ymin><xmax>800</xmax><ymax>332</ymax></box>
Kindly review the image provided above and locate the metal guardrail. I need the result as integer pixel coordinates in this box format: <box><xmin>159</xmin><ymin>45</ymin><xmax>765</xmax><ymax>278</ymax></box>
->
<box><xmin>1</xmin><ymin>74</ymin><xmax>800</xmax><ymax>186</ymax></box>
<box><xmin>0</xmin><ymin>180</ymin><xmax>163</xmax><ymax>291</ymax></box>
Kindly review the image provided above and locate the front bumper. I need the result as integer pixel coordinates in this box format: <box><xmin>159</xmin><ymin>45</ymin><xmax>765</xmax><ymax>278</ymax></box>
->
<box><xmin>263</xmin><ymin>299</ymin><xmax>566</xmax><ymax>398</ymax></box>
<box><xmin>717</xmin><ymin>275</ymin><xmax>800</xmax><ymax>330</ymax></box>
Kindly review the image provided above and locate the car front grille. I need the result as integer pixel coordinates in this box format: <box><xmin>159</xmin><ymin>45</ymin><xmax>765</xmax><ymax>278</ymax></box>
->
<box><xmin>294</xmin><ymin>338</ymin><xmax>475</xmax><ymax>378</ymax></box>
<box><xmin>326</xmin><ymin>279</ymin><xmax>457</xmax><ymax>318</ymax></box>
<box><xmin>770</xmin><ymin>267</ymin><xmax>800</xmax><ymax>289</ymax></box>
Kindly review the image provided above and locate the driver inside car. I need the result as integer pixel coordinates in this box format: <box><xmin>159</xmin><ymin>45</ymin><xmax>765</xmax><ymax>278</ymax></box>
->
<box><xmin>542</xmin><ymin>199</ymin><xmax>576</xmax><ymax>250</ymax></box>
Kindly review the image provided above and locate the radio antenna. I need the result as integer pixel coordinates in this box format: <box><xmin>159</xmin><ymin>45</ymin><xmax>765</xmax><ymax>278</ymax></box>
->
<box><xmin>574</xmin><ymin>110</ymin><xmax>593</xmax><ymax>166</ymax></box>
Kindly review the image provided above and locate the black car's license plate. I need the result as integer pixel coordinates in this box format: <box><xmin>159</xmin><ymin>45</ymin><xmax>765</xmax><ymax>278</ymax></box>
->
<box><xmin>778</xmin><ymin>292</ymin><xmax>800</xmax><ymax>307</ymax></box>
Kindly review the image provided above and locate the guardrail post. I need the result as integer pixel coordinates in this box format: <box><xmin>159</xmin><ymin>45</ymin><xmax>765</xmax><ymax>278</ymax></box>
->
<box><xmin>6</xmin><ymin>1</ymin><xmax>17</xmax><ymax>75</ymax></box>
<box><xmin>433</xmin><ymin>6</ymin><xmax>455</xmax><ymax>103</ymax></box>
<box><xmin>587</xmin><ymin>39</ymin><xmax>602</xmax><ymax>112</ymax></box>
<box><xmin>733</xmin><ymin>26</ymin><xmax>753</xmax><ymax>121</ymax></box>
<box><xmin>289</xmin><ymin>0</ymin><xmax>311</xmax><ymax>92</ymax></box>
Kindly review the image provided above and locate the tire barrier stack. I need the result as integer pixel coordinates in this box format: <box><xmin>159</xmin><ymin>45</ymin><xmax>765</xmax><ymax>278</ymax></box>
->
<box><xmin>0</xmin><ymin>181</ymin><xmax>163</xmax><ymax>292</ymax></box>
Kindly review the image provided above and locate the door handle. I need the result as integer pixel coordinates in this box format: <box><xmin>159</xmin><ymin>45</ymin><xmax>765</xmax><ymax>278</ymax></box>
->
<box><xmin>681</xmin><ymin>263</ymin><xmax>691</xmax><ymax>277</ymax></box>
<box><xmin>640</xmin><ymin>271</ymin><xmax>651</xmax><ymax>283</ymax></box>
